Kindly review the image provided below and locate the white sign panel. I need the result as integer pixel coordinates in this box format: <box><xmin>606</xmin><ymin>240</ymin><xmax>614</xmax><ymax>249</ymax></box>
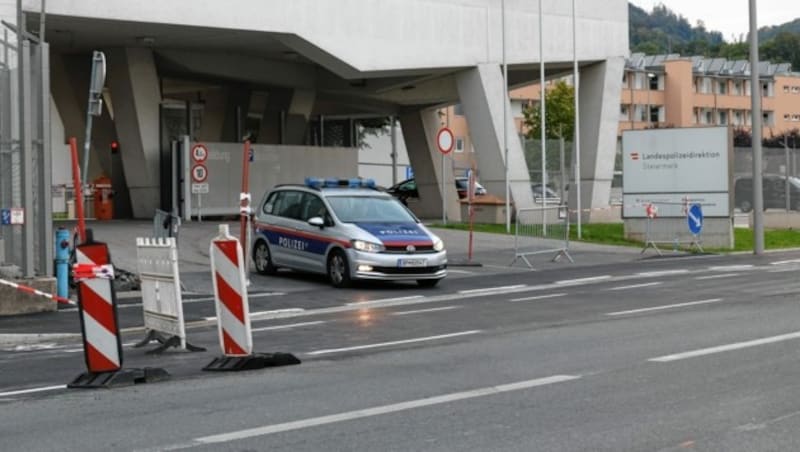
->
<box><xmin>10</xmin><ymin>208</ymin><xmax>24</xmax><ymax>225</ymax></box>
<box><xmin>191</xmin><ymin>183</ymin><xmax>209</xmax><ymax>194</ymax></box>
<box><xmin>622</xmin><ymin>127</ymin><xmax>731</xmax><ymax>218</ymax></box>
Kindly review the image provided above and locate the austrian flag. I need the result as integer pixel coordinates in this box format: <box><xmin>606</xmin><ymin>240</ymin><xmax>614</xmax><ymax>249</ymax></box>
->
<box><xmin>630</xmin><ymin>152</ymin><xmax>640</xmax><ymax>161</ymax></box>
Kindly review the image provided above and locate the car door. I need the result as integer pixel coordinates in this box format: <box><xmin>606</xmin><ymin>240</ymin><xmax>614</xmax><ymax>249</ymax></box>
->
<box><xmin>293</xmin><ymin>193</ymin><xmax>335</xmax><ymax>273</ymax></box>
<box><xmin>257</xmin><ymin>190</ymin><xmax>305</xmax><ymax>267</ymax></box>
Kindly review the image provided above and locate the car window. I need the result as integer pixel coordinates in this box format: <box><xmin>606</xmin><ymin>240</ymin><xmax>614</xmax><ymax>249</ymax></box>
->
<box><xmin>400</xmin><ymin>180</ymin><xmax>416</xmax><ymax>191</ymax></box>
<box><xmin>273</xmin><ymin>190</ymin><xmax>305</xmax><ymax>220</ymax></box>
<box><xmin>262</xmin><ymin>191</ymin><xmax>279</xmax><ymax>215</ymax></box>
<box><xmin>300</xmin><ymin>194</ymin><xmax>328</xmax><ymax>222</ymax></box>
<box><xmin>327</xmin><ymin>195</ymin><xmax>417</xmax><ymax>223</ymax></box>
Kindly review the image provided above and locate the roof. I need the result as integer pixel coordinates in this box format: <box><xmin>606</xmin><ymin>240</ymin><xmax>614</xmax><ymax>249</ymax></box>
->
<box><xmin>627</xmin><ymin>53</ymin><xmax>795</xmax><ymax>78</ymax></box>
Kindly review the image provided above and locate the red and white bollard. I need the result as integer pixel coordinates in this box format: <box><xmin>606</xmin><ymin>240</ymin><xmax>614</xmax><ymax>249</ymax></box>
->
<box><xmin>68</xmin><ymin>230</ymin><xmax>169</xmax><ymax>388</ymax></box>
<box><xmin>204</xmin><ymin>224</ymin><xmax>300</xmax><ymax>371</ymax></box>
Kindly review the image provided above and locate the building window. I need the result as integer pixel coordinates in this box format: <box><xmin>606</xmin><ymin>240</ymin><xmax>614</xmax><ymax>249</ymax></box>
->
<box><xmin>793</xmin><ymin>86</ymin><xmax>800</xmax><ymax>94</ymax></box>
<box><xmin>649</xmin><ymin>75</ymin><xmax>659</xmax><ymax>90</ymax></box>
<box><xmin>705</xmin><ymin>111</ymin><xmax>713</xmax><ymax>124</ymax></box>
<box><xmin>719</xmin><ymin>111</ymin><xmax>728</xmax><ymax>125</ymax></box>
<box><xmin>733</xmin><ymin>81</ymin><xmax>743</xmax><ymax>96</ymax></box>
<box><xmin>718</xmin><ymin>81</ymin><xmax>727</xmax><ymax>95</ymax></box>
<box><xmin>785</xmin><ymin>86</ymin><xmax>791</xmax><ymax>93</ymax></box>
<box><xmin>785</xmin><ymin>113</ymin><xmax>791</xmax><ymax>121</ymax></box>
<box><xmin>762</xmin><ymin>83</ymin><xmax>771</xmax><ymax>97</ymax></box>
<box><xmin>455</xmin><ymin>137</ymin><xmax>464</xmax><ymax>153</ymax></box>
<box><xmin>793</xmin><ymin>114</ymin><xmax>800</xmax><ymax>122</ymax></box>
<box><xmin>649</xmin><ymin>106</ymin><xmax>660</xmax><ymax>123</ymax></box>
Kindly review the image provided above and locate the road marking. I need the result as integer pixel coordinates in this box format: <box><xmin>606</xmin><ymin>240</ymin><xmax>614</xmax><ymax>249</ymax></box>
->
<box><xmin>174</xmin><ymin>375</ymin><xmax>581</xmax><ymax>447</ymax></box>
<box><xmin>695</xmin><ymin>273</ymin><xmax>740</xmax><ymax>280</ymax></box>
<box><xmin>769</xmin><ymin>267</ymin><xmax>799</xmax><ymax>273</ymax></box>
<box><xmin>607</xmin><ymin>282</ymin><xmax>662</xmax><ymax>291</ymax></box>
<box><xmin>252</xmin><ymin>321</ymin><xmax>325</xmax><ymax>332</ymax></box>
<box><xmin>709</xmin><ymin>265</ymin><xmax>753</xmax><ymax>271</ymax></box>
<box><xmin>0</xmin><ymin>385</ymin><xmax>66</xmax><ymax>397</ymax></box>
<box><xmin>205</xmin><ymin>308</ymin><xmax>305</xmax><ymax>322</ymax></box>
<box><xmin>186</xmin><ymin>292</ymin><xmax>285</xmax><ymax>304</ymax></box>
<box><xmin>447</xmin><ymin>269</ymin><xmax>475</xmax><ymax>275</ymax></box>
<box><xmin>637</xmin><ymin>270</ymin><xmax>689</xmax><ymax>277</ymax></box>
<box><xmin>306</xmin><ymin>330</ymin><xmax>482</xmax><ymax>356</ymax></box>
<box><xmin>459</xmin><ymin>285</ymin><xmax>526</xmax><ymax>295</ymax></box>
<box><xmin>346</xmin><ymin>296</ymin><xmax>423</xmax><ymax>306</ymax></box>
<box><xmin>555</xmin><ymin>276</ymin><xmax>611</xmax><ymax>285</ymax></box>
<box><xmin>606</xmin><ymin>298</ymin><xmax>723</xmax><ymax>316</ymax></box>
<box><xmin>510</xmin><ymin>293</ymin><xmax>567</xmax><ymax>302</ymax></box>
<box><xmin>649</xmin><ymin>330</ymin><xmax>800</xmax><ymax>362</ymax></box>
<box><xmin>770</xmin><ymin>259</ymin><xmax>800</xmax><ymax>265</ymax></box>
<box><xmin>391</xmin><ymin>306</ymin><xmax>461</xmax><ymax>316</ymax></box>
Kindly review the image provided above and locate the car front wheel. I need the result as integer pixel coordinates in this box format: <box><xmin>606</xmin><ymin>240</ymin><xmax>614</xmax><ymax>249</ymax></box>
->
<box><xmin>327</xmin><ymin>249</ymin><xmax>352</xmax><ymax>288</ymax></box>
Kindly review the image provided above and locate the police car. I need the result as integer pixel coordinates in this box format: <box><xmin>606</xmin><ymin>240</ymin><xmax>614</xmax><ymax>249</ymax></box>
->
<box><xmin>252</xmin><ymin>178</ymin><xmax>447</xmax><ymax>288</ymax></box>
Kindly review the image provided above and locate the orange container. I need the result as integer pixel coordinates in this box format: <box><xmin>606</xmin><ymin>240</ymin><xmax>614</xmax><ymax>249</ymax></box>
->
<box><xmin>92</xmin><ymin>176</ymin><xmax>114</xmax><ymax>221</ymax></box>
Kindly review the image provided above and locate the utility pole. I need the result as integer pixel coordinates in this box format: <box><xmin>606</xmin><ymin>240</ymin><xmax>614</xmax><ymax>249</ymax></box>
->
<box><xmin>749</xmin><ymin>0</ymin><xmax>765</xmax><ymax>255</ymax></box>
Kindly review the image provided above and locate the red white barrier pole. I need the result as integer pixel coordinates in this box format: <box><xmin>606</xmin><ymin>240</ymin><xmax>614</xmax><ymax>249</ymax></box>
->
<box><xmin>69</xmin><ymin>137</ymin><xmax>87</xmax><ymax>243</ymax></box>
<box><xmin>240</xmin><ymin>140</ymin><xmax>252</xmax><ymax>283</ymax></box>
<box><xmin>0</xmin><ymin>277</ymin><xmax>76</xmax><ymax>305</ymax></box>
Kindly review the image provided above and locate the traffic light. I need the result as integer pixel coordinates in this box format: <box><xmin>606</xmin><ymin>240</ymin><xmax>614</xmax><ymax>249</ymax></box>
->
<box><xmin>110</xmin><ymin>140</ymin><xmax>119</xmax><ymax>154</ymax></box>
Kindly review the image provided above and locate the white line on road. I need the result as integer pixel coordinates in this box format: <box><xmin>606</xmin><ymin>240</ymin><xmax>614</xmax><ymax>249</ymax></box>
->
<box><xmin>606</xmin><ymin>298</ymin><xmax>723</xmax><ymax>316</ymax></box>
<box><xmin>391</xmin><ymin>306</ymin><xmax>461</xmax><ymax>316</ymax></box>
<box><xmin>251</xmin><ymin>321</ymin><xmax>325</xmax><ymax>332</ymax></box>
<box><xmin>695</xmin><ymin>273</ymin><xmax>741</xmax><ymax>280</ymax></box>
<box><xmin>205</xmin><ymin>308</ymin><xmax>305</xmax><ymax>322</ymax></box>
<box><xmin>510</xmin><ymin>293</ymin><xmax>568</xmax><ymax>302</ymax></box>
<box><xmin>556</xmin><ymin>276</ymin><xmax>611</xmax><ymax>285</ymax></box>
<box><xmin>649</xmin><ymin>330</ymin><xmax>800</xmax><ymax>362</ymax></box>
<box><xmin>458</xmin><ymin>285</ymin><xmax>527</xmax><ymax>295</ymax></box>
<box><xmin>636</xmin><ymin>270</ymin><xmax>690</xmax><ymax>278</ymax></box>
<box><xmin>607</xmin><ymin>282</ymin><xmax>662</xmax><ymax>291</ymax></box>
<box><xmin>770</xmin><ymin>259</ymin><xmax>800</xmax><ymax>266</ymax></box>
<box><xmin>0</xmin><ymin>385</ymin><xmax>66</xmax><ymax>397</ymax></box>
<box><xmin>769</xmin><ymin>268</ymin><xmax>799</xmax><ymax>273</ymax></box>
<box><xmin>708</xmin><ymin>265</ymin><xmax>754</xmax><ymax>271</ymax></box>
<box><xmin>346</xmin><ymin>296</ymin><xmax>424</xmax><ymax>306</ymax></box>
<box><xmin>447</xmin><ymin>269</ymin><xmax>475</xmax><ymax>275</ymax></box>
<box><xmin>171</xmin><ymin>375</ymin><xmax>581</xmax><ymax>448</ymax></box>
<box><xmin>185</xmin><ymin>292</ymin><xmax>285</xmax><ymax>304</ymax></box>
<box><xmin>306</xmin><ymin>330</ymin><xmax>482</xmax><ymax>356</ymax></box>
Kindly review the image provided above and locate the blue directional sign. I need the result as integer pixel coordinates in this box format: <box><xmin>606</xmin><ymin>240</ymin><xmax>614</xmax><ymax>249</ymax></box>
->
<box><xmin>248</xmin><ymin>148</ymin><xmax>254</xmax><ymax>162</ymax></box>
<box><xmin>687</xmin><ymin>203</ymin><xmax>703</xmax><ymax>234</ymax></box>
<box><xmin>0</xmin><ymin>209</ymin><xmax>10</xmax><ymax>225</ymax></box>
<box><xmin>405</xmin><ymin>166</ymin><xmax>414</xmax><ymax>180</ymax></box>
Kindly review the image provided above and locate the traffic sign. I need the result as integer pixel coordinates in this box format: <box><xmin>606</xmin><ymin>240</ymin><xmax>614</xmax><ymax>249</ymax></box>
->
<box><xmin>645</xmin><ymin>203</ymin><xmax>657</xmax><ymax>219</ymax></box>
<box><xmin>10</xmin><ymin>208</ymin><xmax>23</xmax><ymax>225</ymax></box>
<box><xmin>0</xmin><ymin>209</ymin><xmax>9</xmax><ymax>225</ymax></box>
<box><xmin>687</xmin><ymin>203</ymin><xmax>703</xmax><ymax>234</ymax></box>
<box><xmin>437</xmin><ymin>127</ymin><xmax>454</xmax><ymax>155</ymax></box>
<box><xmin>192</xmin><ymin>183</ymin><xmax>209</xmax><ymax>194</ymax></box>
<box><xmin>191</xmin><ymin>164</ymin><xmax>208</xmax><ymax>183</ymax></box>
<box><xmin>191</xmin><ymin>144</ymin><xmax>209</xmax><ymax>163</ymax></box>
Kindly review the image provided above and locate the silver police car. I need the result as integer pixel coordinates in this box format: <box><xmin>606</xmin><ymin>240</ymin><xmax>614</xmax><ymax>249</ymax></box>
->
<box><xmin>252</xmin><ymin>178</ymin><xmax>447</xmax><ymax>288</ymax></box>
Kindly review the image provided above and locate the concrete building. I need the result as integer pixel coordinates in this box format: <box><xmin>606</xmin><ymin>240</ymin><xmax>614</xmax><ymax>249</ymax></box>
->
<box><xmin>8</xmin><ymin>0</ymin><xmax>628</xmax><ymax>222</ymax></box>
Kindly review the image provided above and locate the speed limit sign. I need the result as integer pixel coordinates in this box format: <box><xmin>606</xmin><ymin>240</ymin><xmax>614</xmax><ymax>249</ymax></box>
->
<box><xmin>191</xmin><ymin>164</ymin><xmax>208</xmax><ymax>183</ymax></box>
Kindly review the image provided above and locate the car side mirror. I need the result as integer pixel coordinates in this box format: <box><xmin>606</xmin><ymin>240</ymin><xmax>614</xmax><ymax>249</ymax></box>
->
<box><xmin>308</xmin><ymin>216</ymin><xmax>325</xmax><ymax>228</ymax></box>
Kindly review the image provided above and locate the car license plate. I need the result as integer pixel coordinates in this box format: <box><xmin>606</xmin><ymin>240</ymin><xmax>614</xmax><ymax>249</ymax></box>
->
<box><xmin>398</xmin><ymin>258</ymin><xmax>427</xmax><ymax>268</ymax></box>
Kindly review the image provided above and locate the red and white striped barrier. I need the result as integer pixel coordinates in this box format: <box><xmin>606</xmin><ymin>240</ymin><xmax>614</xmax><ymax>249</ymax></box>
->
<box><xmin>205</xmin><ymin>224</ymin><xmax>300</xmax><ymax>371</ymax></box>
<box><xmin>68</xmin><ymin>231</ymin><xmax>170</xmax><ymax>388</ymax></box>
<box><xmin>74</xmin><ymin>241</ymin><xmax>123</xmax><ymax>374</ymax></box>
<box><xmin>0</xmin><ymin>277</ymin><xmax>76</xmax><ymax>306</ymax></box>
<box><xmin>209</xmin><ymin>224</ymin><xmax>253</xmax><ymax>356</ymax></box>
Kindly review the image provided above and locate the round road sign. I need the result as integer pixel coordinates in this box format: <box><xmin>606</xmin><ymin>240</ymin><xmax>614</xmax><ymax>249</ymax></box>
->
<box><xmin>645</xmin><ymin>203</ymin><xmax>658</xmax><ymax>219</ymax></box>
<box><xmin>687</xmin><ymin>203</ymin><xmax>703</xmax><ymax>234</ymax></box>
<box><xmin>191</xmin><ymin>163</ymin><xmax>208</xmax><ymax>183</ymax></box>
<box><xmin>437</xmin><ymin>127</ymin><xmax>455</xmax><ymax>155</ymax></box>
<box><xmin>192</xmin><ymin>144</ymin><xmax>209</xmax><ymax>163</ymax></box>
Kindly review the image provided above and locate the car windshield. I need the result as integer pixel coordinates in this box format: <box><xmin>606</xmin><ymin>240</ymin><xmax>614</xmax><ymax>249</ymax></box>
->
<box><xmin>327</xmin><ymin>195</ymin><xmax>417</xmax><ymax>223</ymax></box>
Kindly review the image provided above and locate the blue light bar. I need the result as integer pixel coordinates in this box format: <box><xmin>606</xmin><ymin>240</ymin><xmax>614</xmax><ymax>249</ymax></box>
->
<box><xmin>305</xmin><ymin>177</ymin><xmax>376</xmax><ymax>189</ymax></box>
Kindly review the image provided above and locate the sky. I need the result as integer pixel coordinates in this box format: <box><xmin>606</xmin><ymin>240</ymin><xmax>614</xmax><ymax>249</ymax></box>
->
<box><xmin>630</xmin><ymin>0</ymin><xmax>800</xmax><ymax>42</ymax></box>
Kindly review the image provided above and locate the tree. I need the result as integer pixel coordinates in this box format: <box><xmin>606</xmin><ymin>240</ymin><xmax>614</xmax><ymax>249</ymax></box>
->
<box><xmin>522</xmin><ymin>80</ymin><xmax>575</xmax><ymax>141</ymax></box>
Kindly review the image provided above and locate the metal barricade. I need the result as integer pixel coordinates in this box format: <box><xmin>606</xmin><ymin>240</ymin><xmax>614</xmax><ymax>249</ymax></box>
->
<box><xmin>641</xmin><ymin>201</ymin><xmax>704</xmax><ymax>255</ymax></box>
<box><xmin>153</xmin><ymin>209</ymin><xmax>181</xmax><ymax>243</ymax></box>
<box><xmin>511</xmin><ymin>205</ymin><xmax>573</xmax><ymax>269</ymax></box>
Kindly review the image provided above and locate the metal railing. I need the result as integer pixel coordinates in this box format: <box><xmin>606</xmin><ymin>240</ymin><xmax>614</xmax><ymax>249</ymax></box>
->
<box><xmin>511</xmin><ymin>205</ymin><xmax>573</xmax><ymax>269</ymax></box>
<box><xmin>641</xmin><ymin>202</ymin><xmax>704</xmax><ymax>255</ymax></box>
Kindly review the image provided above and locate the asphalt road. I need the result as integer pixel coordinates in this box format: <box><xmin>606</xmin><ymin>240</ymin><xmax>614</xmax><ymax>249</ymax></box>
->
<box><xmin>3</xmin><ymin>251</ymin><xmax>800</xmax><ymax>451</ymax></box>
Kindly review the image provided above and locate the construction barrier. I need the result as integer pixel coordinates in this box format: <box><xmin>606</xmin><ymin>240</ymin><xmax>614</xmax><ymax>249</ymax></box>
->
<box><xmin>511</xmin><ymin>206</ymin><xmax>573</xmax><ymax>269</ymax></box>
<box><xmin>204</xmin><ymin>224</ymin><xmax>300</xmax><ymax>371</ymax></box>
<box><xmin>641</xmin><ymin>201</ymin><xmax>704</xmax><ymax>255</ymax></box>
<box><xmin>134</xmin><ymin>237</ymin><xmax>204</xmax><ymax>354</ymax></box>
<box><xmin>153</xmin><ymin>209</ymin><xmax>181</xmax><ymax>242</ymax></box>
<box><xmin>68</xmin><ymin>230</ymin><xmax>169</xmax><ymax>388</ymax></box>
<box><xmin>0</xmin><ymin>277</ymin><xmax>75</xmax><ymax>305</ymax></box>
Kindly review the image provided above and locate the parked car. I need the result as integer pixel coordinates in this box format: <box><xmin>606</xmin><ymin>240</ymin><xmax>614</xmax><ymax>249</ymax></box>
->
<box><xmin>735</xmin><ymin>175</ymin><xmax>800</xmax><ymax>212</ymax></box>
<box><xmin>252</xmin><ymin>177</ymin><xmax>447</xmax><ymax>288</ymax></box>
<box><xmin>531</xmin><ymin>183</ymin><xmax>562</xmax><ymax>204</ymax></box>
<box><xmin>387</xmin><ymin>177</ymin><xmax>486</xmax><ymax>203</ymax></box>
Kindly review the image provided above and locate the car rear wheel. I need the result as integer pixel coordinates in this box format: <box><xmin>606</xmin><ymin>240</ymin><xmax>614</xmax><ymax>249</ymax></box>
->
<box><xmin>253</xmin><ymin>240</ymin><xmax>277</xmax><ymax>275</ymax></box>
<box><xmin>417</xmin><ymin>279</ymin><xmax>440</xmax><ymax>288</ymax></box>
<box><xmin>327</xmin><ymin>249</ymin><xmax>352</xmax><ymax>288</ymax></box>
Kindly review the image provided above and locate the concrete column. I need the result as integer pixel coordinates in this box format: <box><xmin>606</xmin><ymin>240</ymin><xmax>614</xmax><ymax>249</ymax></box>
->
<box><xmin>194</xmin><ymin>87</ymin><xmax>227</xmax><ymax>142</ymax></box>
<box><xmin>455</xmin><ymin>64</ymin><xmax>534</xmax><ymax>210</ymax></box>
<box><xmin>399</xmin><ymin>109</ymin><xmax>461</xmax><ymax>221</ymax></box>
<box><xmin>221</xmin><ymin>85</ymin><xmax>251</xmax><ymax>142</ymax></box>
<box><xmin>570</xmin><ymin>57</ymin><xmax>625</xmax><ymax>222</ymax></box>
<box><xmin>283</xmin><ymin>89</ymin><xmax>315</xmax><ymax>145</ymax></box>
<box><xmin>258</xmin><ymin>89</ymin><xmax>292</xmax><ymax>145</ymax></box>
<box><xmin>106</xmin><ymin>48</ymin><xmax>161</xmax><ymax>218</ymax></box>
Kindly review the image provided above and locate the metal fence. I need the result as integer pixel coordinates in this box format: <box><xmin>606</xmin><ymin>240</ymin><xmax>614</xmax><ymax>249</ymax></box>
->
<box><xmin>153</xmin><ymin>209</ymin><xmax>181</xmax><ymax>243</ymax></box>
<box><xmin>0</xmin><ymin>20</ymin><xmax>51</xmax><ymax>278</ymax></box>
<box><xmin>639</xmin><ymin>201</ymin><xmax>703</xmax><ymax>256</ymax></box>
<box><xmin>511</xmin><ymin>205</ymin><xmax>573</xmax><ymax>269</ymax></box>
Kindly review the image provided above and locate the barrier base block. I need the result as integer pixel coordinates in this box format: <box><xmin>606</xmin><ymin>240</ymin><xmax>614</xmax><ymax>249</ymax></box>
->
<box><xmin>203</xmin><ymin>352</ymin><xmax>301</xmax><ymax>372</ymax></box>
<box><xmin>67</xmin><ymin>367</ymin><xmax>171</xmax><ymax>389</ymax></box>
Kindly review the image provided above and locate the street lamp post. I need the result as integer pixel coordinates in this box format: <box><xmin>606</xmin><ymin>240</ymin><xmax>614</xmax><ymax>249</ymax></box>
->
<box><xmin>749</xmin><ymin>0</ymin><xmax>765</xmax><ymax>254</ymax></box>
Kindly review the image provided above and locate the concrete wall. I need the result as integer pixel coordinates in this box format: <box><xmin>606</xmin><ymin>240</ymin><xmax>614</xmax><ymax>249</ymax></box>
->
<box><xmin>0</xmin><ymin>277</ymin><xmax>57</xmax><ymax>315</ymax></box>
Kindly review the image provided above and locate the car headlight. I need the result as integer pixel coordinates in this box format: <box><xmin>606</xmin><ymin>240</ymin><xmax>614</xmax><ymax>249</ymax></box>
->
<box><xmin>352</xmin><ymin>240</ymin><xmax>385</xmax><ymax>253</ymax></box>
<box><xmin>433</xmin><ymin>238</ymin><xmax>444</xmax><ymax>252</ymax></box>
